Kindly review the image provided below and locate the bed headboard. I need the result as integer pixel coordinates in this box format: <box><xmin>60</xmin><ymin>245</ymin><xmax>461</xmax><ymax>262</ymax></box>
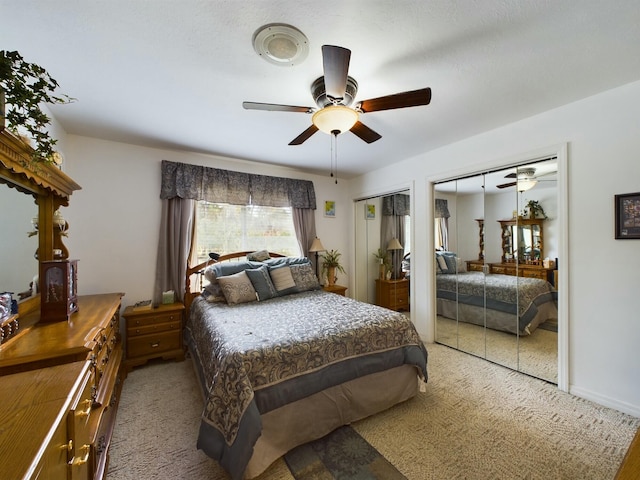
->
<box><xmin>184</xmin><ymin>251</ymin><xmax>286</xmax><ymax>315</ymax></box>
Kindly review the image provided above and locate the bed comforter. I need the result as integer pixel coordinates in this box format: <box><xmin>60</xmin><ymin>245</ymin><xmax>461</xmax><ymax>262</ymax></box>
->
<box><xmin>436</xmin><ymin>271</ymin><xmax>557</xmax><ymax>335</ymax></box>
<box><xmin>185</xmin><ymin>289</ymin><xmax>428</xmax><ymax>480</ymax></box>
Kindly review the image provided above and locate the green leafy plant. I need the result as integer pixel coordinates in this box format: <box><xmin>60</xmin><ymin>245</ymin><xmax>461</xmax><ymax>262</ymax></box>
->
<box><xmin>373</xmin><ymin>248</ymin><xmax>391</xmax><ymax>268</ymax></box>
<box><xmin>0</xmin><ymin>50</ymin><xmax>74</xmax><ymax>162</ymax></box>
<box><xmin>524</xmin><ymin>200</ymin><xmax>548</xmax><ymax>219</ymax></box>
<box><xmin>321</xmin><ymin>249</ymin><xmax>346</xmax><ymax>281</ymax></box>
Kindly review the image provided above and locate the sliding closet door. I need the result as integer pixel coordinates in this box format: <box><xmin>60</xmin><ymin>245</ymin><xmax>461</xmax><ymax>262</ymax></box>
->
<box><xmin>354</xmin><ymin>198</ymin><xmax>381</xmax><ymax>304</ymax></box>
<box><xmin>484</xmin><ymin>169</ymin><xmax>519</xmax><ymax>371</ymax></box>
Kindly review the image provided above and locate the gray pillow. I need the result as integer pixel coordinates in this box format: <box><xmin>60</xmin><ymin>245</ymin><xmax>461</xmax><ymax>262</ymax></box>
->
<box><xmin>217</xmin><ymin>270</ymin><xmax>257</xmax><ymax>304</ymax></box>
<box><xmin>245</xmin><ymin>265</ymin><xmax>278</xmax><ymax>301</ymax></box>
<box><xmin>290</xmin><ymin>263</ymin><xmax>321</xmax><ymax>292</ymax></box>
<box><xmin>247</xmin><ymin>250</ymin><xmax>271</xmax><ymax>262</ymax></box>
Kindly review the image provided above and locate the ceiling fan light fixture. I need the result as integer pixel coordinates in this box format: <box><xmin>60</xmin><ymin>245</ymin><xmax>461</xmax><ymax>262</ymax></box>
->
<box><xmin>252</xmin><ymin>24</ymin><xmax>309</xmax><ymax>66</ymax></box>
<box><xmin>312</xmin><ymin>105</ymin><xmax>359</xmax><ymax>134</ymax></box>
<box><xmin>517</xmin><ymin>179</ymin><xmax>537</xmax><ymax>192</ymax></box>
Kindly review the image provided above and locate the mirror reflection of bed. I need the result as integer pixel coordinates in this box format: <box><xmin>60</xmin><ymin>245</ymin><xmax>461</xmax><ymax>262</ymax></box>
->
<box><xmin>434</xmin><ymin>158</ymin><xmax>558</xmax><ymax>384</ymax></box>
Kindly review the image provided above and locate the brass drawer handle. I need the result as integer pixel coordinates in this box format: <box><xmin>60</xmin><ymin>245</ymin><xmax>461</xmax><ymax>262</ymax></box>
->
<box><xmin>69</xmin><ymin>444</ymin><xmax>90</xmax><ymax>466</ymax></box>
<box><xmin>150</xmin><ymin>342</ymin><xmax>160</xmax><ymax>348</ymax></box>
<box><xmin>77</xmin><ymin>399</ymin><xmax>92</xmax><ymax>418</ymax></box>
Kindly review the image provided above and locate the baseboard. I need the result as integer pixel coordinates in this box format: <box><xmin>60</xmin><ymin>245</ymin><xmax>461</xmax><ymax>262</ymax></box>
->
<box><xmin>570</xmin><ymin>385</ymin><xmax>640</xmax><ymax>418</ymax></box>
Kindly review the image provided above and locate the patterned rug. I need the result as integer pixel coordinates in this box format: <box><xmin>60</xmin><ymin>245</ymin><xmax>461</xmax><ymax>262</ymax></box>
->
<box><xmin>284</xmin><ymin>425</ymin><xmax>407</xmax><ymax>480</ymax></box>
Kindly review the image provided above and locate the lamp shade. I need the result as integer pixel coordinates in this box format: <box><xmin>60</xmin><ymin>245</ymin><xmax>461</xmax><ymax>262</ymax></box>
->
<box><xmin>387</xmin><ymin>237</ymin><xmax>404</xmax><ymax>250</ymax></box>
<box><xmin>309</xmin><ymin>237</ymin><xmax>326</xmax><ymax>252</ymax></box>
<box><xmin>312</xmin><ymin>105</ymin><xmax>359</xmax><ymax>134</ymax></box>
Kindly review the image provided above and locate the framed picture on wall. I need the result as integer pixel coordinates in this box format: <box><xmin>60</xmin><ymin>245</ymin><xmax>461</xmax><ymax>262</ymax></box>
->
<box><xmin>615</xmin><ymin>192</ymin><xmax>640</xmax><ymax>239</ymax></box>
<box><xmin>324</xmin><ymin>200</ymin><xmax>336</xmax><ymax>218</ymax></box>
<box><xmin>365</xmin><ymin>204</ymin><xmax>375</xmax><ymax>220</ymax></box>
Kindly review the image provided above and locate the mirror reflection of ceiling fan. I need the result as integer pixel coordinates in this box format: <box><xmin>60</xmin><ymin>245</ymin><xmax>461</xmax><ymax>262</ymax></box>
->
<box><xmin>496</xmin><ymin>167</ymin><xmax>557</xmax><ymax>191</ymax></box>
<box><xmin>243</xmin><ymin>45</ymin><xmax>432</xmax><ymax>145</ymax></box>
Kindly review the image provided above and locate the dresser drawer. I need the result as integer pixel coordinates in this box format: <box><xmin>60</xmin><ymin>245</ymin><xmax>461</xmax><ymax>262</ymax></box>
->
<box><xmin>127</xmin><ymin>331</ymin><xmax>181</xmax><ymax>359</ymax></box>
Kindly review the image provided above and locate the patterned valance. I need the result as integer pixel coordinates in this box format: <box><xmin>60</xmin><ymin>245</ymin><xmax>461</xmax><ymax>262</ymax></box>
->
<box><xmin>382</xmin><ymin>194</ymin><xmax>410</xmax><ymax>216</ymax></box>
<box><xmin>435</xmin><ymin>198</ymin><xmax>450</xmax><ymax>218</ymax></box>
<box><xmin>160</xmin><ymin>160</ymin><xmax>316</xmax><ymax>209</ymax></box>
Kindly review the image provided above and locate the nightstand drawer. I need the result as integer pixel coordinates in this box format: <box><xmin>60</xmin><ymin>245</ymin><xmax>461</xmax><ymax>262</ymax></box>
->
<box><xmin>127</xmin><ymin>320</ymin><xmax>180</xmax><ymax>337</ymax></box>
<box><xmin>127</xmin><ymin>331</ymin><xmax>181</xmax><ymax>359</ymax></box>
<box><xmin>128</xmin><ymin>311</ymin><xmax>181</xmax><ymax>328</ymax></box>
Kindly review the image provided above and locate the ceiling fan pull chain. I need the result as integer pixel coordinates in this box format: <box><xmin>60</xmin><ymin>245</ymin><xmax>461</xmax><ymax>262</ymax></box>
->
<box><xmin>331</xmin><ymin>130</ymin><xmax>339</xmax><ymax>184</ymax></box>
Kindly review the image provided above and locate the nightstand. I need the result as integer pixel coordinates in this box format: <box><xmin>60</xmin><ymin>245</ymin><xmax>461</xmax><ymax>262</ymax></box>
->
<box><xmin>375</xmin><ymin>278</ymin><xmax>409</xmax><ymax>311</ymax></box>
<box><xmin>323</xmin><ymin>284</ymin><xmax>347</xmax><ymax>296</ymax></box>
<box><xmin>123</xmin><ymin>302</ymin><xmax>185</xmax><ymax>371</ymax></box>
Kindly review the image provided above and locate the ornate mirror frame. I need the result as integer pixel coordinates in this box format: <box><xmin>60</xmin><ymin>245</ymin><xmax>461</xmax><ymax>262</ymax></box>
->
<box><xmin>0</xmin><ymin>129</ymin><xmax>81</xmax><ymax>318</ymax></box>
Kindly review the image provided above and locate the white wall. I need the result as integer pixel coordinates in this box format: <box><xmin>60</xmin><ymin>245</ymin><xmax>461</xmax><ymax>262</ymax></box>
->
<box><xmin>63</xmin><ymin>138</ymin><xmax>352</xmax><ymax>308</ymax></box>
<box><xmin>349</xmin><ymin>79</ymin><xmax>640</xmax><ymax>417</ymax></box>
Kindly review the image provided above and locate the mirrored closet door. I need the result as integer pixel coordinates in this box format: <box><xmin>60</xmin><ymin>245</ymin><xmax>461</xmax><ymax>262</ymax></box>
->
<box><xmin>354</xmin><ymin>191</ymin><xmax>411</xmax><ymax>312</ymax></box>
<box><xmin>434</xmin><ymin>159</ymin><xmax>558</xmax><ymax>383</ymax></box>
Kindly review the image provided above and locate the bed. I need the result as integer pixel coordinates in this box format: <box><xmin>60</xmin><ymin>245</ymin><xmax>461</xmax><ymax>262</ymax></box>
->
<box><xmin>184</xmin><ymin>251</ymin><xmax>428</xmax><ymax>480</ymax></box>
<box><xmin>436</xmin><ymin>270</ymin><xmax>557</xmax><ymax>335</ymax></box>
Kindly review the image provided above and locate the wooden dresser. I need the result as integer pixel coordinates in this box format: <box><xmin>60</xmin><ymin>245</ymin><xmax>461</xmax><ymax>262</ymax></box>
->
<box><xmin>488</xmin><ymin>262</ymin><xmax>554</xmax><ymax>283</ymax></box>
<box><xmin>0</xmin><ymin>360</ymin><xmax>93</xmax><ymax>479</ymax></box>
<box><xmin>375</xmin><ymin>278</ymin><xmax>409</xmax><ymax>311</ymax></box>
<box><xmin>0</xmin><ymin>293</ymin><xmax>124</xmax><ymax>480</ymax></box>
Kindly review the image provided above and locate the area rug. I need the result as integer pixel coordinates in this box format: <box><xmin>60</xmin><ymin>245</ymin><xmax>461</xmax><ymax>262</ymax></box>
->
<box><xmin>284</xmin><ymin>425</ymin><xmax>407</xmax><ymax>480</ymax></box>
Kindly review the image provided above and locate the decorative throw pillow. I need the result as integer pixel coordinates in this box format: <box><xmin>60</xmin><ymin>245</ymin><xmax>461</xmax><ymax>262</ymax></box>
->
<box><xmin>247</xmin><ymin>250</ymin><xmax>271</xmax><ymax>262</ymax></box>
<box><xmin>436</xmin><ymin>255</ymin><xmax>448</xmax><ymax>273</ymax></box>
<box><xmin>290</xmin><ymin>263</ymin><xmax>321</xmax><ymax>292</ymax></box>
<box><xmin>245</xmin><ymin>265</ymin><xmax>278</xmax><ymax>301</ymax></box>
<box><xmin>269</xmin><ymin>265</ymin><xmax>298</xmax><ymax>296</ymax></box>
<box><xmin>217</xmin><ymin>271</ymin><xmax>257</xmax><ymax>304</ymax></box>
<box><xmin>202</xmin><ymin>283</ymin><xmax>226</xmax><ymax>303</ymax></box>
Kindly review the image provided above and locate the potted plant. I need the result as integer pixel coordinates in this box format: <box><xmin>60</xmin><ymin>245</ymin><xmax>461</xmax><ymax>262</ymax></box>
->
<box><xmin>321</xmin><ymin>249</ymin><xmax>346</xmax><ymax>286</ymax></box>
<box><xmin>0</xmin><ymin>50</ymin><xmax>74</xmax><ymax>162</ymax></box>
<box><xmin>524</xmin><ymin>200</ymin><xmax>548</xmax><ymax>219</ymax></box>
<box><xmin>373</xmin><ymin>248</ymin><xmax>390</xmax><ymax>280</ymax></box>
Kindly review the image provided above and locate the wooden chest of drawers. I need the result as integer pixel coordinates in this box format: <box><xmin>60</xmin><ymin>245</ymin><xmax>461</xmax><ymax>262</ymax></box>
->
<box><xmin>375</xmin><ymin>278</ymin><xmax>410</xmax><ymax>311</ymax></box>
<box><xmin>123</xmin><ymin>302</ymin><xmax>185</xmax><ymax>370</ymax></box>
<box><xmin>0</xmin><ymin>293</ymin><xmax>125</xmax><ymax>480</ymax></box>
<box><xmin>0</xmin><ymin>360</ymin><xmax>93</xmax><ymax>480</ymax></box>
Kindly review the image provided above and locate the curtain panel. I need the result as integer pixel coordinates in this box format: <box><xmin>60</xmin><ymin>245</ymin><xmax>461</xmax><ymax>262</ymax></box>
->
<box><xmin>160</xmin><ymin>160</ymin><xmax>316</xmax><ymax>209</ymax></box>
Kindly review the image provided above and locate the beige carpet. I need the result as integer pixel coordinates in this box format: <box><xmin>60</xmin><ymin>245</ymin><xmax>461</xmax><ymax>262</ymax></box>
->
<box><xmin>107</xmin><ymin>344</ymin><xmax>638</xmax><ymax>480</ymax></box>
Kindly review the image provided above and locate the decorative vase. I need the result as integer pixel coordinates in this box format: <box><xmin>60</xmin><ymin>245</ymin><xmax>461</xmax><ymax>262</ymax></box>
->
<box><xmin>379</xmin><ymin>261</ymin><xmax>385</xmax><ymax>280</ymax></box>
<box><xmin>327</xmin><ymin>266</ymin><xmax>336</xmax><ymax>286</ymax></box>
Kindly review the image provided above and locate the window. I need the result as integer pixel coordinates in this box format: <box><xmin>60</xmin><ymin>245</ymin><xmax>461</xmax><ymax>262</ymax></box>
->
<box><xmin>195</xmin><ymin>202</ymin><xmax>300</xmax><ymax>264</ymax></box>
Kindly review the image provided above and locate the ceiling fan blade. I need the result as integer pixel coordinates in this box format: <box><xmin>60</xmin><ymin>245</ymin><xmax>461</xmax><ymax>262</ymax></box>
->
<box><xmin>243</xmin><ymin>101</ymin><xmax>313</xmax><ymax>113</ymax></box>
<box><xmin>322</xmin><ymin>45</ymin><xmax>350</xmax><ymax>101</ymax></box>
<box><xmin>357</xmin><ymin>87</ymin><xmax>432</xmax><ymax>113</ymax></box>
<box><xmin>496</xmin><ymin>182</ymin><xmax>517</xmax><ymax>189</ymax></box>
<box><xmin>504</xmin><ymin>172</ymin><xmax>517</xmax><ymax>179</ymax></box>
<box><xmin>288</xmin><ymin>124</ymin><xmax>319</xmax><ymax>145</ymax></box>
<box><xmin>350</xmin><ymin>121</ymin><xmax>382</xmax><ymax>144</ymax></box>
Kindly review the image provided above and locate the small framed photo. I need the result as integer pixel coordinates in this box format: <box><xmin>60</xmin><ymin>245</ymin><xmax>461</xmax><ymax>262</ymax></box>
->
<box><xmin>365</xmin><ymin>204</ymin><xmax>376</xmax><ymax>220</ymax></box>
<box><xmin>615</xmin><ymin>192</ymin><xmax>640</xmax><ymax>239</ymax></box>
<box><xmin>324</xmin><ymin>200</ymin><xmax>336</xmax><ymax>218</ymax></box>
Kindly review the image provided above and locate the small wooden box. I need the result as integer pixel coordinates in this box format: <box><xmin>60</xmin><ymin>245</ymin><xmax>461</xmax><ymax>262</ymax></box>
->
<box><xmin>40</xmin><ymin>259</ymin><xmax>78</xmax><ymax>322</ymax></box>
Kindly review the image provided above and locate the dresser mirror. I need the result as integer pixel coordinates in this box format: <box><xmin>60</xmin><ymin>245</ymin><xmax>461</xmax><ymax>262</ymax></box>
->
<box><xmin>0</xmin><ymin>181</ymin><xmax>38</xmax><ymax>300</ymax></box>
<box><xmin>434</xmin><ymin>158</ymin><xmax>558</xmax><ymax>383</ymax></box>
<box><xmin>0</xmin><ymin>129</ymin><xmax>81</xmax><ymax>318</ymax></box>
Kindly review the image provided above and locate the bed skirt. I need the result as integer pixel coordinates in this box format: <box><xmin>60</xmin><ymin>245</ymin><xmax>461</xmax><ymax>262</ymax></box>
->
<box><xmin>189</xmin><ymin>354</ymin><xmax>419</xmax><ymax>478</ymax></box>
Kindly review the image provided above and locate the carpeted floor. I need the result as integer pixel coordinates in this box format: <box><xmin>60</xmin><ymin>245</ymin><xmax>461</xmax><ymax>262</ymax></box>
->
<box><xmin>107</xmin><ymin>343</ymin><xmax>638</xmax><ymax>480</ymax></box>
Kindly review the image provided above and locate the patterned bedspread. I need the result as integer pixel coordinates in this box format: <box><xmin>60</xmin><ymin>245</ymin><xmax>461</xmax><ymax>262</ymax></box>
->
<box><xmin>436</xmin><ymin>271</ymin><xmax>557</xmax><ymax>334</ymax></box>
<box><xmin>185</xmin><ymin>289</ymin><xmax>428</xmax><ymax>479</ymax></box>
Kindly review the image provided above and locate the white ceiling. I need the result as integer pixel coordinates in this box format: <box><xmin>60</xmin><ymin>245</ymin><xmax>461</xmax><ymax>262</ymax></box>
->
<box><xmin>3</xmin><ymin>1</ymin><xmax>640</xmax><ymax>179</ymax></box>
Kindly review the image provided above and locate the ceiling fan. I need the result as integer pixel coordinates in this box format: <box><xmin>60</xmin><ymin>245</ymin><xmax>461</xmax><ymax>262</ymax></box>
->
<box><xmin>243</xmin><ymin>45</ymin><xmax>432</xmax><ymax>145</ymax></box>
<box><xmin>496</xmin><ymin>167</ymin><xmax>557</xmax><ymax>191</ymax></box>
